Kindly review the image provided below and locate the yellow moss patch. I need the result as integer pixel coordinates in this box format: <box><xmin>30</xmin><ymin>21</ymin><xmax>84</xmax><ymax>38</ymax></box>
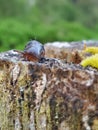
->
<box><xmin>85</xmin><ymin>47</ymin><xmax>98</xmax><ymax>54</ymax></box>
<box><xmin>81</xmin><ymin>54</ymin><xmax>98</xmax><ymax>68</ymax></box>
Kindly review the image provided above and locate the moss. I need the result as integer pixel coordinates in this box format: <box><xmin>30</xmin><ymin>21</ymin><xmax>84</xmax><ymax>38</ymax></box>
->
<box><xmin>85</xmin><ymin>47</ymin><xmax>98</xmax><ymax>54</ymax></box>
<box><xmin>46</xmin><ymin>103</ymin><xmax>52</xmax><ymax>130</ymax></box>
<box><xmin>81</xmin><ymin>54</ymin><xmax>98</xmax><ymax>68</ymax></box>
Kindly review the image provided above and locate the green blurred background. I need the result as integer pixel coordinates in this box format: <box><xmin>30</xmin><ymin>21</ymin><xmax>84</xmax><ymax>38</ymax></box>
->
<box><xmin>0</xmin><ymin>0</ymin><xmax>98</xmax><ymax>51</ymax></box>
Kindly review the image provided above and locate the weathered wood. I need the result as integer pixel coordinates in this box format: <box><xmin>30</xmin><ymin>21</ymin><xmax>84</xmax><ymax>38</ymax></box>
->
<box><xmin>0</xmin><ymin>50</ymin><xmax>98</xmax><ymax>130</ymax></box>
<box><xmin>45</xmin><ymin>41</ymin><xmax>98</xmax><ymax>63</ymax></box>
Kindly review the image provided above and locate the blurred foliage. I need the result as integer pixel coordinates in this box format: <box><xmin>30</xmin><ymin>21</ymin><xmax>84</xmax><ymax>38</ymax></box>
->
<box><xmin>0</xmin><ymin>0</ymin><xmax>98</xmax><ymax>51</ymax></box>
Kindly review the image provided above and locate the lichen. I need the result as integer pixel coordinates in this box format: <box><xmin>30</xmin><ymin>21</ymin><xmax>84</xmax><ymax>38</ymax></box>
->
<box><xmin>81</xmin><ymin>54</ymin><xmax>98</xmax><ymax>68</ymax></box>
<box><xmin>92</xmin><ymin>119</ymin><xmax>98</xmax><ymax>130</ymax></box>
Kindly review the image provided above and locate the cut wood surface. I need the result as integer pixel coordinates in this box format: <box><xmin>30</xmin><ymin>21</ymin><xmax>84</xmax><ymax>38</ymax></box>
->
<box><xmin>0</xmin><ymin>42</ymin><xmax>98</xmax><ymax>130</ymax></box>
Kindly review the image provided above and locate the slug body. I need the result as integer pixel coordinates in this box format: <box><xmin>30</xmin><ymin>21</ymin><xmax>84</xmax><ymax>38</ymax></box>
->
<box><xmin>23</xmin><ymin>40</ymin><xmax>45</xmax><ymax>62</ymax></box>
